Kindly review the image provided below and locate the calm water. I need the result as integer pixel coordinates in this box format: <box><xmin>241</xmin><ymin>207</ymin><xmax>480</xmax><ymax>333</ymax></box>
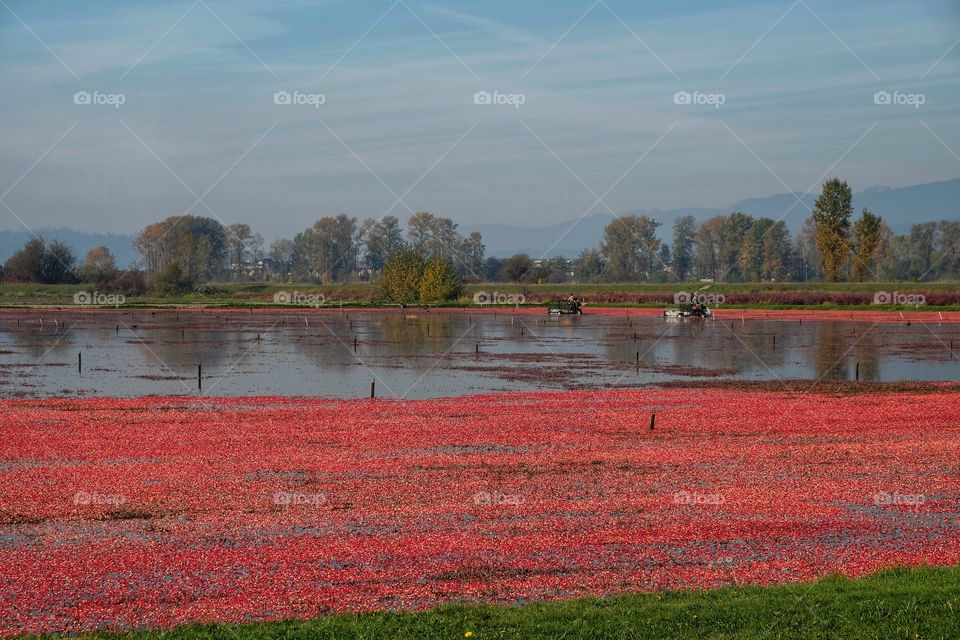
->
<box><xmin>0</xmin><ymin>310</ymin><xmax>957</xmax><ymax>398</ymax></box>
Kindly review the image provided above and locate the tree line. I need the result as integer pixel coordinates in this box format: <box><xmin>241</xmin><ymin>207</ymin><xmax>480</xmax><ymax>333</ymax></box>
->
<box><xmin>496</xmin><ymin>178</ymin><xmax>959</xmax><ymax>284</ymax></box>
<box><xmin>127</xmin><ymin>211</ymin><xmax>484</xmax><ymax>289</ymax></box>
<box><xmin>2</xmin><ymin>177</ymin><xmax>957</xmax><ymax>288</ymax></box>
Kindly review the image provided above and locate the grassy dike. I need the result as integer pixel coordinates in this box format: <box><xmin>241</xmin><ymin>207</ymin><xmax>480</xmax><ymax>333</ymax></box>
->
<box><xmin>1</xmin><ymin>281</ymin><xmax>958</xmax><ymax>310</ymax></box>
<box><xmin>58</xmin><ymin>566</ymin><xmax>960</xmax><ymax>640</ymax></box>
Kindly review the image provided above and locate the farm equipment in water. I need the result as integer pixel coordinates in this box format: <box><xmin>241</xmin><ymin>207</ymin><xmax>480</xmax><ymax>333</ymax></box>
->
<box><xmin>548</xmin><ymin>299</ymin><xmax>583</xmax><ymax>316</ymax></box>
<box><xmin>664</xmin><ymin>302</ymin><xmax>713</xmax><ymax>319</ymax></box>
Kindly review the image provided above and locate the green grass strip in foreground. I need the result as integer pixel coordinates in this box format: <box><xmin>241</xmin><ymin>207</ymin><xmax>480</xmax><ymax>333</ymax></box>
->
<box><xmin>61</xmin><ymin>565</ymin><xmax>960</xmax><ymax>640</ymax></box>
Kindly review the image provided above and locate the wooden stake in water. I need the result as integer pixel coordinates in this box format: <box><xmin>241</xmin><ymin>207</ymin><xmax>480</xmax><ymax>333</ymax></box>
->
<box><xmin>370</xmin><ymin>380</ymin><xmax>376</xmax><ymax>398</ymax></box>
<box><xmin>78</xmin><ymin>352</ymin><xmax>82</xmax><ymax>375</ymax></box>
<box><xmin>636</xmin><ymin>351</ymin><xmax>640</xmax><ymax>364</ymax></box>
<box><xmin>198</xmin><ymin>363</ymin><xmax>202</xmax><ymax>390</ymax></box>
<box><xmin>855</xmin><ymin>360</ymin><xmax>860</xmax><ymax>381</ymax></box>
<box><xmin>475</xmin><ymin>342</ymin><xmax>480</xmax><ymax>354</ymax></box>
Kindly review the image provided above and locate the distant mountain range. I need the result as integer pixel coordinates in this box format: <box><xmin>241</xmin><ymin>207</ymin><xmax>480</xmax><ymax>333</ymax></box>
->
<box><xmin>1</xmin><ymin>177</ymin><xmax>957</xmax><ymax>264</ymax></box>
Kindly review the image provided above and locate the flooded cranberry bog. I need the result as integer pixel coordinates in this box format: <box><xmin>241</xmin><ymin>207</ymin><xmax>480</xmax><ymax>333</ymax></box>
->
<box><xmin>1</xmin><ymin>308</ymin><xmax>959</xmax><ymax>398</ymax></box>
<box><xmin>1</xmin><ymin>308</ymin><xmax>959</xmax><ymax>636</ymax></box>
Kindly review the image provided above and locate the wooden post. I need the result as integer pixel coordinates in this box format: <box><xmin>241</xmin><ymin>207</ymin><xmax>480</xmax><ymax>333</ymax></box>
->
<box><xmin>649</xmin><ymin>412</ymin><xmax>656</xmax><ymax>431</ymax></box>
<box><xmin>353</xmin><ymin>337</ymin><xmax>357</xmax><ymax>351</ymax></box>
<box><xmin>78</xmin><ymin>352</ymin><xmax>82</xmax><ymax>374</ymax></box>
<box><xmin>198</xmin><ymin>363</ymin><xmax>202</xmax><ymax>390</ymax></box>
<box><xmin>370</xmin><ymin>380</ymin><xmax>375</xmax><ymax>398</ymax></box>
<box><xmin>855</xmin><ymin>361</ymin><xmax>860</xmax><ymax>381</ymax></box>
<box><xmin>475</xmin><ymin>342</ymin><xmax>480</xmax><ymax>354</ymax></box>
<box><xmin>636</xmin><ymin>351</ymin><xmax>640</xmax><ymax>364</ymax></box>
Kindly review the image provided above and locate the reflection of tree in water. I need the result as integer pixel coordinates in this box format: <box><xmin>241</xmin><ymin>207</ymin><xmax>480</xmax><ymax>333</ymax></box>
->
<box><xmin>721</xmin><ymin>321</ymin><xmax>791</xmax><ymax>372</ymax></box>
<box><xmin>1</xmin><ymin>324</ymin><xmax>79</xmax><ymax>361</ymax></box>
<box><xmin>315</xmin><ymin>314</ymin><xmax>497</xmax><ymax>375</ymax></box>
<box><xmin>604</xmin><ymin>319</ymin><xmax>795</xmax><ymax>375</ymax></box>
<box><xmin>131</xmin><ymin>326</ymin><xmax>243</xmax><ymax>372</ymax></box>
<box><xmin>852</xmin><ymin>325</ymin><xmax>881</xmax><ymax>381</ymax></box>
<box><xmin>811</xmin><ymin>322</ymin><xmax>861</xmax><ymax>381</ymax></box>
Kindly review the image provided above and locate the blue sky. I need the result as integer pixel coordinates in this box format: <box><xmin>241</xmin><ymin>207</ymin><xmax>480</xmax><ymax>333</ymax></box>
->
<box><xmin>0</xmin><ymin>0</ymin><xmax>958</xmax><ymax>241</ymax></box>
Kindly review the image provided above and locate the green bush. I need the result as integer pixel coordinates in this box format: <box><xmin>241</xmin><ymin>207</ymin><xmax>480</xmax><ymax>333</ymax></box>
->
<box><xmin>380</xmin><ymin>246</ymin><xmax>425</xmax><ymax>304</ymax></box>
<box><xmin>150</xmin><ymin>262</ymin><xmax>196</xmax><ymax>295</ymax></box>
<box><xmin>418</xmin><ymin>256</ymin><xmax>463</xmax><ymax>302</ymax></box>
